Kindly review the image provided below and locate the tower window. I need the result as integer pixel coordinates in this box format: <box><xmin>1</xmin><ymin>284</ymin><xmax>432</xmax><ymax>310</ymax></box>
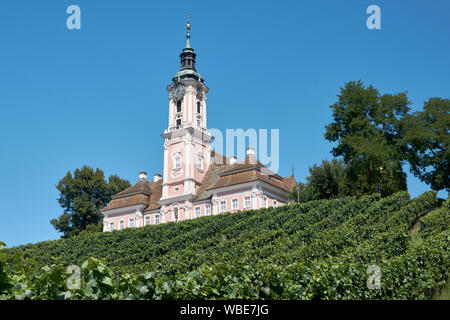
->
<box><xmin>176</xmin><ymin>100</ymin><xmax>182</xmax><ymax>113</ymax></box>
<box><xmin>197</xmin><ymin>101</ymin><xmax>201</xmax><ymax>114</ymax></box>
<box><xmin>176</xmin><ymin>118</ymin><xmax>181</xmax><ymax>127</ymax></box>
<box><xmin>197</xmin><ymin>153</ymin><xmax>203</xmax><ymax>171</ymax></box>
<box><xmin>174</xmin><ymin>153</ymin><xmax>181</xmax><ymax>169</ymax></box>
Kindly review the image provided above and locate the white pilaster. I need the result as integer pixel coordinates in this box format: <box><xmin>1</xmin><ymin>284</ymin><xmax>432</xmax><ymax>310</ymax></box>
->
<box><xmin>188</xmin><ymin>86</ymin><xmax>193</xmax><ymax>124</ymax></box>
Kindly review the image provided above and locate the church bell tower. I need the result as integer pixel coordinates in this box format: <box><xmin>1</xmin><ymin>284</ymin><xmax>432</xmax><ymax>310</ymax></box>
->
<box><xmin>158</xmin><ymin>17</ymin><xmax>212</xmax><ymax>219</ymax></box>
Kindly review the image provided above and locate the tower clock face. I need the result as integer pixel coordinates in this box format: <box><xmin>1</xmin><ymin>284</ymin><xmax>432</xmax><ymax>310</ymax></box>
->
<box><xmin>170</xmin><ymin>83</ymin><xmax>186</xmax><ymax>102</ymax></box>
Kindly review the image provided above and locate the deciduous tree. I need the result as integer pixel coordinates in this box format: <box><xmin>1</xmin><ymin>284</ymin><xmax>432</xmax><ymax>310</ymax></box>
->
<box><xmin>50</xmin><ymin>166</ymin><xmax>130</xmax><ymax>238</ymax></box>
<box><xmin>324</xmin><ymin>81</ymin><xmax>409</xmax><ymax>196</ymax></box>
<box><xmin>401</xmin><ymin>98</ymin><xmax>450</xmax><ymax>192</ymax></box>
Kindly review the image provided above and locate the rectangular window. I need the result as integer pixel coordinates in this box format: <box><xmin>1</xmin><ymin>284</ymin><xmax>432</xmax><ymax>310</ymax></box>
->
<box><xmin>263</xmin><ymin>197</ymin><xmax>267</xmax><ymax>208</ymax></box>
<box><xmin>175</xmin><ymin>154</ymin><xmax>181</xmax><ymax>169</ymax></box>
<box><xmin>197</xmin><ymin>154</ymin><xmax>203</xmax><ymax>171</ymax></box>
<box><xmin>195</xmin><ymin>207</ymin><xmax>201</xmax><ymax>218</ymax></box>
<box><xmin>232</xmin><ymin>198</ymin><xmax>238</xmax><ymax>210</ymax></box>
<box><xmin>155</xmin><ymin>214</ymin><xmax>160</xmax><ymax>225</ymax></box>
<box><xmin>205</xmin><ymin>203</ymin><xmax>211</xmax><ymax>215</ymax></box>
<box><xmin>145</xmin><ymin>216</ymin><xmax>150</xmax><ymax>226</ymax></box>
<box><xmin>129</xmin><ymin>218</ymin><xmax>135</xmax><ymax>228</ymax></box>
<box><xmin>110</xmin><ymin>222</ymin><xmax>114</xmax><ymax>231</ymax></box>
<box><xmin>220</xmin><ymin>201</ymin><xmax>226</xmax><ymax>213</ymax></box>
<box><xmin>244</xmin><ymin>196</ymin><xmax>251</xmax><ymax>208</ymax></box>
<box><xmin>176</xmin><ymin>118</ymin><xmax>181</xmax><ymax>127</ymax></box>
<box><xmin>176</xmin><ymin>100</ymin><xmax>182</xmax><ymax>113</ymax></box>
<box><xmin>119</xmin><ymin>220</ymin><xmax>124</xmax><ymax>230</ymax></box>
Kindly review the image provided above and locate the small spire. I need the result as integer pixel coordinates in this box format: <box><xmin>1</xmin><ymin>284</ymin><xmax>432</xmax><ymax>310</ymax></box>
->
<box><xmin>185</xmin><ymin>13</ymin><xmax>191</xmax><ymax>48</ymax></box>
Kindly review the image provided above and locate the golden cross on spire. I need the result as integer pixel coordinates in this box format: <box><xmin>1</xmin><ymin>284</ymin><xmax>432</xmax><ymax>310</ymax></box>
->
<box><xmin>185</xmin><ymin>13</ymin><xmax>191</xmax><ymax>48</ymax></box>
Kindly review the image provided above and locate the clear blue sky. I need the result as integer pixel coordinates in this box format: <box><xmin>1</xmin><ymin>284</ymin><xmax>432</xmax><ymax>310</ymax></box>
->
<box><xmin>0</xmin><ymin>0</ymin><xmax>448</xmax><ymax>247</ymax></box>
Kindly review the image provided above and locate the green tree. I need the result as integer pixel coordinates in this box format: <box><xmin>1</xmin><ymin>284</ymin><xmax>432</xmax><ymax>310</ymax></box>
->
<box><xmin>107</xmin><ymin>174</ymin><xmax>132</xmax><ymax>198</ymax></box>
<box><xmin>290</xmin><ymin>159</ymin><xmax>348</xmax><ymax>202</ymax></box>
<box><xmin>324</xmin><ymin>81</ymin><xmax>409</xmax><ymax>196</ymax></box>
<box><xmin>0</xmin><ymin>241</ymin><xmax>10</xmax><ymax>294</ymax></box>
<box><xmin>401</xmin><ymin>98</ymin><xmax>450</xmax><ymax>192</ymax></box>
<box><xmin>50</xmin><ymin>166</ymin><xmax>130</xmax><ymax>238</ymax></box>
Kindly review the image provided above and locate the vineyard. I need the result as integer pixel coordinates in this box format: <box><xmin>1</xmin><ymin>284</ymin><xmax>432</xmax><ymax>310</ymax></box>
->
<box><xmin>0</xmin><ymin>191</ymin><xmax>448</xmax><ymax>300</ymax></box>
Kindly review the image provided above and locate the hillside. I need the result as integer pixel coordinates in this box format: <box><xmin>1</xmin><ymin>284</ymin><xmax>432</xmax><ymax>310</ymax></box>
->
<box><xmin>1</xmin><ymin>191</ymin><xmax>449</xmax><ymax>300</ymax></box>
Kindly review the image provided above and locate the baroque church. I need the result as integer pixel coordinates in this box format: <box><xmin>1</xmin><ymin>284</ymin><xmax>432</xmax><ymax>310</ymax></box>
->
<box><xmin>101</xmin><ymin>20</ymin><xmax>296</xmax><ymax>231</ymax></box>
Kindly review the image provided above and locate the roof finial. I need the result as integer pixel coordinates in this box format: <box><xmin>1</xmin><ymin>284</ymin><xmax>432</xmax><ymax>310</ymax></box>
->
<box><xmin>185</xmin><ymin>13</ymin><xmax>191</xmax><ymax>48</ymax></box>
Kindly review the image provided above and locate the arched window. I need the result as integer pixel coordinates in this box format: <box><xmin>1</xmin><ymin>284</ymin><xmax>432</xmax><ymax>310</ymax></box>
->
<box><xmin>197</xmin><ymin>101</ymin><xmax>201</xmax><ymax>114</ymax></box>
<box><xmin>176</xmin><ymin>100</ymin><xmax>182</xmax><ymax>113</ymax></box>
<box><xmin>197</xmin><ymin>153</ymin><xmax>203</xmax><ymax>171</ymax></box>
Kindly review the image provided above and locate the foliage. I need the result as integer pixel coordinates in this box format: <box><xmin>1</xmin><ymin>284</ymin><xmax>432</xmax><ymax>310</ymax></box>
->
<box><xmin>0</xmin><ymin>242</ymin><xmax>11</xmax><ymax>294</ymax></box>
<box><xmin>290</xmin><ymin>159</ymin><xmax>347</xmax><ymax>202</ymax></box>
<box><xmin>324</xmin><ymin>80</ymin><xmax>409</xmax><ymax>196</ymax></box>
<box><xmin>419</xmin><ymin>197</ymin><xmax>450</xmax><ymax>239</ymax></box>
<box><xmin>401</xmin><ymin>97</ymin><xmax>450</xmax><ymax>192</ymax></box>
<box><xmin>2</xmin><ymin>191</ymin><xmax>449</xmax><ymax>300</ymax></box>
<box><xmin>50</xmin><ymin>166</ymin><xmax>130</xmax><ymax>238</ymax></box>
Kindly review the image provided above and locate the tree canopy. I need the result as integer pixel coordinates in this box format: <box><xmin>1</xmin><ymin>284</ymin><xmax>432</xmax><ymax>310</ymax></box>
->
<box><xmin>324</xmin><ymin>80</ymin><xmax>409</xmax><ymax>196</ymax></box>
<box><xmin>50</xmin><ymin>166</ymin><xmax>131</xmax><ymax>238</ymax></box>
<box><xmin>401</xmin><ymin>97</ymin><xmax>449</xmax><ymax>192</ymax></box>
<box><xmin>290</xmin><ymin>159</ymin><xmax>347</xmax><ymax>202</ymax></box>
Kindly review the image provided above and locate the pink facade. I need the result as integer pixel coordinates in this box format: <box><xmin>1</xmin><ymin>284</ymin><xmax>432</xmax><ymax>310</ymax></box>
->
<box><xmin>101</xmin><ymin>21</ymin><xmax>295</xmax><ymax>232</ymax></box>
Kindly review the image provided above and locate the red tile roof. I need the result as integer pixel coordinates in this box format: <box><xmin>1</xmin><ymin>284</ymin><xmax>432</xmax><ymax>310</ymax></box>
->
<box><xmin>102</xmin><ymin>179</ymin><xmax>162</xmax><ymax>212</ymax></box>
<box><xmin>102</xmin><ymin>152</ymin><xmax>296</xmax><ymax>212</ymax></box>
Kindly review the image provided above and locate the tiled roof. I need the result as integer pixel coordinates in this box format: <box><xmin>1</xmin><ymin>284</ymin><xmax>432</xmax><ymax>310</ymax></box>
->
<box><xmin>102</xmin><ymin>179</ymin><xmax>162</xmax><ymax>212</ymax></box>
<box><xmin>194</xmin><ymin>154</ymin><xmax>296</xmax><ymax>201</ymax></box>
<box><xmin>112</xmin><ymin>179</ymin><xmax>153</xmax><ymax>199</ymax></box>
<box><xmin>103</xmin><ymin>152</ymin><xmax>296</xmax><ymax>212</ymax></box>
<box><xmin>144</xmin><ymin>180</ymin><xmax>163</xmax><ymax>212</ymax></box>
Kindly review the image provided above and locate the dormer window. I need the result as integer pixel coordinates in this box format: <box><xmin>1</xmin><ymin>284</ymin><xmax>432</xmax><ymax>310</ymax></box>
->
<box><xmin>197</xmin><ymin>101</ymin><xmax>201</xmax><ymax>114</ymax></box>
<box><xmin>176</xmin><ymin>100</ymin><xmax>182</xmax><ymax>113</ymax></box>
